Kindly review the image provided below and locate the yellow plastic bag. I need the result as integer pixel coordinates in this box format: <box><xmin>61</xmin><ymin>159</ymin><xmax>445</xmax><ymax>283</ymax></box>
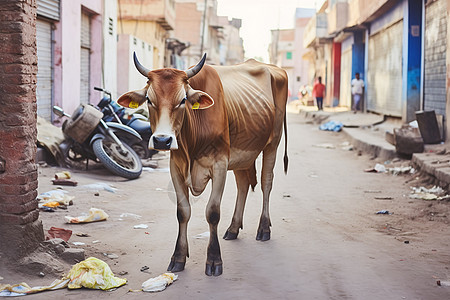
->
<box><xmin>65</xmin><ymin>257</ymin><xmax>127</xmax><ymax>290</ymax></box>
<box><xmin>65</xmin><ymin>208</ymin><xmax>109</xmax><ymax>223</ymax></box>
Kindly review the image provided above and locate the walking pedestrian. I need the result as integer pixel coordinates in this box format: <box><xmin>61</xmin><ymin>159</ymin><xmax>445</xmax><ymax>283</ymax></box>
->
<box><xmin>351</xmin><ymin>72</ymin><xmax>364</xmax><ymax>113</ymax></box>
<box><xmin>312</xmin><ymin>76</ymin><xmax>326</xmax><ymax>111</ymax></box>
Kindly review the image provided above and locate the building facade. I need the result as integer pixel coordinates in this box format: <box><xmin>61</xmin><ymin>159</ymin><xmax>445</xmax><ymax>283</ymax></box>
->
<box><xmin>36</xmin><ymin>0</ymin><xmax>117</xmax><ymax>122</ymax></box>
<box><xmin>303</xmin><ymin>0</ymin><xmax>449</xmax><ymax>131</ymax></box>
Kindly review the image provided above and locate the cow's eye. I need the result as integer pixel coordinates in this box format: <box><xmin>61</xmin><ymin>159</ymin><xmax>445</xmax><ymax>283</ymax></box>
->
<box><xmin>178</xmin><ymin>97</ymin><xmax>187</xmax><ymax>107</ymax></box>
<box><xmin>146</xmin><ymin>95</ymin><xmax>153</xmax><ymax>106</ymax></box>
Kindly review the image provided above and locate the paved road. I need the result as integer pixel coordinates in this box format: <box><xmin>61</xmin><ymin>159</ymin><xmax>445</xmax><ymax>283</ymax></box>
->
<box><xmin>24</xmin><ymin>112</ymin><xmax>450</xmax><ymax>299</ymax></box>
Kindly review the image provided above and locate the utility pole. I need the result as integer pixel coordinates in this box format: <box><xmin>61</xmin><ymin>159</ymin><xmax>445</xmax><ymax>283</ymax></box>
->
<box><xmin>200</xmin><ymin>0</ymin><xmax>207</xmax><ymax>57</ymax></box>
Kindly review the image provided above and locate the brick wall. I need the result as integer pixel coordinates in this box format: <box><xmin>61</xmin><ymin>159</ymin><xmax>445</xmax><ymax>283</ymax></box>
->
<box><xmin>424</xmin><ymin>0</ymin><xmax>447</xmax><ymax>116</ymax></box>
<box><xmin>0</xmin><ymin>0</ymin><xmax>44</xmax><ymax>259</ymax></box>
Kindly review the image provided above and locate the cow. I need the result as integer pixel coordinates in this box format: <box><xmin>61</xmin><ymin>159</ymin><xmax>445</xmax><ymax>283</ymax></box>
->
<box><xmin>117</xmin><ymin>53</ymin><xmax>288</xmax><ymax>276</ymax></box>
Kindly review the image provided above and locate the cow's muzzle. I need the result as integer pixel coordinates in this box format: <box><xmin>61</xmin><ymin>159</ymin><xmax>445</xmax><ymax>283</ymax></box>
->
<box><xmin>152</xmin><ymin>135</ymin><xmax>173</xmax><ymax>150</ymax></box>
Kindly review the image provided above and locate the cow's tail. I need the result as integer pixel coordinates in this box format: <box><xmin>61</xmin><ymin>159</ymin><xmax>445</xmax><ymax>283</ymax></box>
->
<box><xmin>283</xmin><ymin>111</ymin><xmax>288</xmax><ymax>174</ymax></box>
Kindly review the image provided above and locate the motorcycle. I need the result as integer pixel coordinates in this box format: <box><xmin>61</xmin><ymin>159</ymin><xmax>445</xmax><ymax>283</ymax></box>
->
<box><xmin>94</xmin><ymin>87</ymin><xmax>157</xmax><ymax>159</ymax></box>
<box><xmin>52</xmin><ymin>103</ymin><xmax>143</xmax><ymax>180</ymax></box>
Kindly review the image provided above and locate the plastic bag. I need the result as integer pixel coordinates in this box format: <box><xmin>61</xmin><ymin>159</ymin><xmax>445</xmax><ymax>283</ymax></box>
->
<box><xmin>0</xmin><ymin>257</ymin><xmax>125</xmax><ymax>296</ymax></box>
<box><xmin>37</xmin><ymin>190</ymin><xmax>74</xmax><ymax>207</ymax></box>
<box><xmin>142</xmin><ymin>273</ymin><xmax>178</xmax><ymax>292</ymax></box>
<box><xmin>65</xmin><ymin>208</ymin><xmax>109</xmax><ymax>223</ymax></box>
<box><xmin>66</xmin><ymin>257</ymin><xmax>126</xmax><ymax>290</ymax></box>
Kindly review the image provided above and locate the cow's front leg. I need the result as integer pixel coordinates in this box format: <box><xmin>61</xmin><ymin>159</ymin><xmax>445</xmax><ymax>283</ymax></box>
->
<box><xmin>205</xmin><ymin>165</ymin><xmax>227</xmax><ymax>276</ymax></box>
<box><xmin>167</xmin><ymin>165</ymin><xmax>190</xmax><ymax>272</ymax></box>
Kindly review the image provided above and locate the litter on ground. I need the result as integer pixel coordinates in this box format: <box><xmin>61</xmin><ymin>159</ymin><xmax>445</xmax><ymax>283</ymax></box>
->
<box><xmin>80</xmin><ymin>183</ymin><xmax>118</xmax><ymax>193</ymax></box>
<box><xmin>312</xmin><ymin>143</ymin><xmax>335</xmax><ymax>149</ymax></box>
<box><xmin>0</xmin><ymin>257</ymin><xmax>126</xmax><ymax>296</ymax></box>
<box><xmin>409</xmin><ymin>186</ymin><xmax>450</xmax><ymax>201</ymax></box>
<box><xmin>65</xmin><ymin>208</ymin><xmax>109</xmax><ymax>223</ymax></box>
<box><xmin>142</xmin><ymin>273</ymin><xmax>178</xmax><ymax>292</ymax></box>
<box><xmin>133</xmin><ymin>224</ymin><xmax>148</xmax><ymax>229</ymax></box>
<box><xmin>319</xmin><ymin>120</ymin><xmax>343</xmax><ymax>132</ymax></box>
<box><xmin>194</xmin><ymin>232</ymin><xmax>210</xmax><ymax>239</ymax></box>
<box><xmin>37</xmin><ymin>190</ymin><xmax>74</xmax><ymax>208</ymax></box>
<box><xmin>119</xmin><ymin>213</ymin><xmax>142</xmax><ymax>220</ymax></box>
<box><xmin>46</xmin><ymin>227</ymin><xmax>72</xmax><ymax>242</ymax></box>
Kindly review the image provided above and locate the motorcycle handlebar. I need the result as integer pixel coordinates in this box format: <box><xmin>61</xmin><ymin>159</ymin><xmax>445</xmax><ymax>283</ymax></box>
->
<box><xmin>94</xmin><ymin>86</ymin><xmax>112</xmax><ymax>97</ymax></box>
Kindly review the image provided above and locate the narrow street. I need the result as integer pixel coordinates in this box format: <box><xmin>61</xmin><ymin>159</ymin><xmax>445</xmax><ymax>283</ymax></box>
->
<box><xmin>18</xmin><ymin>112</ymin><xmax>450</xmax><ymax>299</ymax></box>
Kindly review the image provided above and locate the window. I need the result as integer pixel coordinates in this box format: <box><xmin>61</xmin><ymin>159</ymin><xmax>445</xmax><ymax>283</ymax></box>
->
<box><xmin>286</xmin><ymin>52</ymin><xmax>292</xmax><ymax>59</ymax></box>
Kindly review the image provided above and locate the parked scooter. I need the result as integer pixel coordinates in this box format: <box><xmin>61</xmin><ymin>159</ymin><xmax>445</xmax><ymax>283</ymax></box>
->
<box><xmin>94</xmin><ymin>87</ymin><xmax>157</xmax><ymax>159</ymax></box>
<box><xmin>52</xmin><ymin>103</ymin><xmax>143</xmax><ymax>179</ymax></box>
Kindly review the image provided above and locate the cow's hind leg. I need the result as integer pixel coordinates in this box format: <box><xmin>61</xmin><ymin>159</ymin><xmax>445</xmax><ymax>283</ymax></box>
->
<box><xmin>205</xmin><ymin>165</ymin><xmax>227</xmax><ymax>276</ymax></box>
<box><xmin>223</xmin><ymin>166</ymin><xmax>255</xmax><ymax>240</ymax></box>
<box><xmin>167</xmin><ymin>165</ymin><xmax>190</xmax><ymax>272</ymax></box>
<box><xmin>257</xmin><ymin>147</ymin><xmax>277</xmax><ymax>241</ymax></box>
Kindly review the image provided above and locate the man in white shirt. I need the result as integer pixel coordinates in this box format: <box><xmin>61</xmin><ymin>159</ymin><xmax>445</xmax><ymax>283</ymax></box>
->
<box><xmin>351</xmin><ymin>73</ymin><xmax>364</xmax><ymax>113</ymax></box>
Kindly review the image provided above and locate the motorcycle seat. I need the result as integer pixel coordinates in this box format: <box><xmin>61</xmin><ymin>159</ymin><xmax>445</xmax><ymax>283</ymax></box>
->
<box><xmin>128</xmin><ymin>118</ymin><xmax>151</xmax><ymax>134</ymax></box>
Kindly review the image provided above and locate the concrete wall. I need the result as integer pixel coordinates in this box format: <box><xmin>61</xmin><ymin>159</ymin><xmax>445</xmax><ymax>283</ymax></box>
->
<box><xmin>102</xmin><ymin>0</ymin><xmax>118</xmax><ymax>100</ymax></box>
<box><xmin>53</xmin><ymin>0</ymin><xmax>103</xmax><ymax>115</ymax></box>
<box><xmin>117</xmin><ymin>34</ymin><xmax>153</xmax><ymax>96</ymax></box>
<box><xmin>294</xmin><ymin>16</ymin><xmax>313</xmax><ymax>99</ymax></box>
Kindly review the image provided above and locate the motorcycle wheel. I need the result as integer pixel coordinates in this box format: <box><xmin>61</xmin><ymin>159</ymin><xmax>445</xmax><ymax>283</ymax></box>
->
<box><xmin>131</xmin><ymin>143</ymin><xmax>148</xmax><ymax>160</ymax></box>
<box><xmin>92</xmin><ymin>138</ymin><xmax>142</xmax><ymax>179</ymax></box>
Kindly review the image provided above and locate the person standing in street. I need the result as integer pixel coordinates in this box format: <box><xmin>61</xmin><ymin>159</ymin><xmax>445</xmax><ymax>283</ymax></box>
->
<box><xmin>351</xmin><ymin>72</ymin><xmax>365</xmax><ymax>113</ymax></box>
<box><xmin>312</xmin><ymin>76</ymin><xmax>326</xmax><ymax>111</ymax></box>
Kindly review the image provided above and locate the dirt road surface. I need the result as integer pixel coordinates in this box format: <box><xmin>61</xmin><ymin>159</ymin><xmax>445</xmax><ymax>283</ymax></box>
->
<box><xmin>3</xmin><ymin>112</ymin><xmax>450</xmax><ymax>299</ymax></box>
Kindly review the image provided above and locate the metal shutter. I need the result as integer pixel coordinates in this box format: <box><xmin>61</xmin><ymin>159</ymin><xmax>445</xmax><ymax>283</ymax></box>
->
<box><xmin>80</xmin><ymin>12</ymin><xmax>91</xmax><ymax>105</ymax></box>
<box><xmin>339</xmin><ymin>48</ymin><xmax>352</xmax><ymax>108</ymax></box>
<box><xmin>424</xmin><ymin>0</ymin><xmax>447</xmax><ymax>115</ymax></box>
<box><xmin>36</xmin><ymin>19</ymin><xmax>53</xmax><ymax>121</ymax></box>
<box><xmin>37</xmin><ymin>0</ymin><xmax>60</xmax><ymax>21</ymax></box>
<box><xmin>367</xmin><ymin>20</ymin><xmax>403</xmax><ymax>117</ymax></box>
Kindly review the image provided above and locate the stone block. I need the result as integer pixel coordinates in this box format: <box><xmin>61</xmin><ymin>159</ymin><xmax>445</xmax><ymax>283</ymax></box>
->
<box><xmin>394</xmin><ymin>127</ymin><xmax>424</xmax><ymax>155</ymax></box>
<box><xmin>60</xmin><ymin>248</ymin><xmax>85</xmax><ymax>263</ymax></box>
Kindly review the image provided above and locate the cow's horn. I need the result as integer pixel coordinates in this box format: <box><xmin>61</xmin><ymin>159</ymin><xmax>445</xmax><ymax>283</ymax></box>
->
<box><xmin>185</xmin><ymin>53</ymin><xmax>207</xmax><ymax>78</ymax></box>
<box><xmin>133</xmin><ymin>52</ymin><xmax>150</xmax><ymax>77</ymax></box>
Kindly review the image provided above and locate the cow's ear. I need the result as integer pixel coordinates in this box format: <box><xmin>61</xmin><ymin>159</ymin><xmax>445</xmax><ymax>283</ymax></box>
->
<box><xmin>189</xmin><ymin>90</ymin><xmax>214</xmax><ymax>110</ymax></box>
<box><xmin>117</xmin><ymin>89</ymin><xmax>147</xmax><ymax>109</ymax></box>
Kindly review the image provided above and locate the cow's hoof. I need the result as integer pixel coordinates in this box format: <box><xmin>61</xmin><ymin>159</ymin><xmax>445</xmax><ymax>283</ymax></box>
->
<box><xmin>256</xmin><ymin>229</ymin><xmax>270</xmax><ymax>241</ymax></box>
<box><xmin>205</xmin><ymin>262</ymin><xmax>223</xmax><ymax>276</ymax></box>
<box><xmin>223</xmin><ymin>230</ymin><xmax>238</xmax><ymax>240</ymax></box>
<box><xmin>167</xmin><ymin>260</ymin><xmax>185</xmax><ymax>272</ymax></box>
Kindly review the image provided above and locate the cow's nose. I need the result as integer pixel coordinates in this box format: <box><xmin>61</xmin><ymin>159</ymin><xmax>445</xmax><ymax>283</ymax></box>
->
<box><xmin>153</xmin><ymin>135</ymin><xmax>173</xmax><ymax>150</ymax></box>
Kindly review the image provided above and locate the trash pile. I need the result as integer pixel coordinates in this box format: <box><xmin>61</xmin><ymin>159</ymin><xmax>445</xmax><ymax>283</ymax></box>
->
<box><xmin>37</xmin><ymin>190</ymin><xmax>74</xmax><ymax>212</ymax></box>
<box><xmin>409</xmin><ymin>186</ymin><xmax>450</xmax><ymax>201</ymax></box>
<box><xmin>364</xmin><ymin>163</ymin><xmax>415</xmax><ymax>175</ymax></box>
<box><xmin>319</xmin><ymin>120</ymin><xmax>343</xmax><ymax>132</ymax></box>
<box><xmin>0</xmin><ymin>257</ymin><xmax>127</xmax><ymax>296</ymax></box>
<box><xmin>0</xmin><ymin>257</ymin><xmax>179</xmax><ymax>296</ymax></box>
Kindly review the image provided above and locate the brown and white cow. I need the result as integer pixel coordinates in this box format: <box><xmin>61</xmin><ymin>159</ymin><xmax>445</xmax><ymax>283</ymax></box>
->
<box><xmin>117</xmin><ymin>53</ymin><xmax>288</xmax><ymax>276</ymax></box>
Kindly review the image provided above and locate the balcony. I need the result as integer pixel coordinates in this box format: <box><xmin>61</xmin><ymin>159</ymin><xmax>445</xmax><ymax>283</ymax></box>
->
<box><xmin>118</xmin><ymin>0</ymin><xmax>175</xmax><ymax>31</ymax></box>
<box><xmin>303</xmin><ymin>13</ymin><xmax>328</xmax><ymax>48</ymax></box>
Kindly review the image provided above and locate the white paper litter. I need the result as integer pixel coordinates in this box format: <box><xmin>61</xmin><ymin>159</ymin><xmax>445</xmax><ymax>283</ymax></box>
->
<box><xmin>72</xmin><ymin>242</ymin><xmax>85</xmax><ymax>246</ymax></box>
<box><xmin>119</xmin><ymin>213</ymin><xmax>142</xmax><ymax>219</ymax></box>
<box><xmin>143</xmin><ymin>167</ymin><xmax>170</xmax><ymax>173</ymax></box>
<box><xmin>194</xmin><ymin>231</ymin><xmax>210</xmax><ymax>239</ymax></box>
<box><xmin>133</xmin><ymin>224</ymin><xmax>148</xmax><ymax>229</ymax></box>
<box><xmin>80</xmin><ymin>183</ymin><xmax>118</xmax><ymax>193</ymax></box>
<box><xmin>409</xmin><ymin>186</ymin><xmax>449</xmax><ymax>200</ymax></box>
<box><xmin>142</xmin><ymin>273</ymin><xmax>178</xmax><ymax>292</ymax></box>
